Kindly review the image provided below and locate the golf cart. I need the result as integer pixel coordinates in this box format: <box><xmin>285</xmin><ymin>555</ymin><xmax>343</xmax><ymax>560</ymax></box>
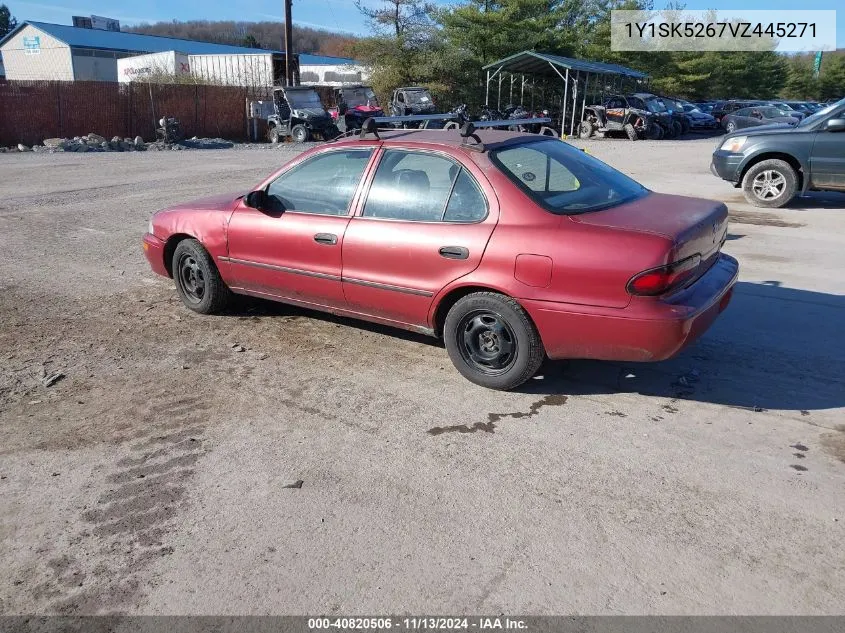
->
<box><xmin>330</xmin><ymin>85</ymin><xmax>383</xmax><ymax>133</ymax></box>
<box><xmin>266</xmin><ymin>86</ymin><xmax>339</xmax><ymax>143</ymax></box>
<box><xmin>389</xmin><ymin>87</ymin><xmax>437</xmax><ymax>127</ymax></box>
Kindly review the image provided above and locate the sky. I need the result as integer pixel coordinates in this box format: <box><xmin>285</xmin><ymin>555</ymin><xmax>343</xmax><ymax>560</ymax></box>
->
<box><xmin>8</xmin><ymin>0</ymin><xmax>845</xmax><ymax>47</ymax></box>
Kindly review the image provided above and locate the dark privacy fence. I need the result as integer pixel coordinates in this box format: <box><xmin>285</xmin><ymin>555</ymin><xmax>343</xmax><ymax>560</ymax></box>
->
<box><xmin>0</xmin><ymin>80</ymin><xmax>267</xmax><ymax>147</ymax></box>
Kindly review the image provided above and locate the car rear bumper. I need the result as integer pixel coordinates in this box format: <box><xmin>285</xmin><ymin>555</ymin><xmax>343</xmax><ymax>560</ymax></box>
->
<box><xmin>710</xmin><ymin>150</ymin><xmax>744</xmax><ymax>182</ymax></box>
<box><xmin>142</xmin><ymin>232</ymin><xmax>169</xmax><ymax>277</ymax></box>
<box><xmin>524</xmin><ymin>254</ymin><xmax>739</xmax><ymax>362</ymax></box>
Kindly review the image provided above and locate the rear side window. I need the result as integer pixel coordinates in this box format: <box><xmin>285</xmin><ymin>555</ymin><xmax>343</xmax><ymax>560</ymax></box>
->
<box><xmin>363</xmin><ymin>150</ymin><xmax>487</xmax><ymax>222</ymax></box>
<box><xmin>491</xmin><ymin>140</ymin><xmax>647</xmax><ymax>215</ymax></box>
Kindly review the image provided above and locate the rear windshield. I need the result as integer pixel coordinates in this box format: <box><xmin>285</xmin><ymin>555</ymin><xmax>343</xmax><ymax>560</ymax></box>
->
<box><xmin>490</xmin><ymin>139</ymin><xmax>647</xmax><ymax>215</ymax></box>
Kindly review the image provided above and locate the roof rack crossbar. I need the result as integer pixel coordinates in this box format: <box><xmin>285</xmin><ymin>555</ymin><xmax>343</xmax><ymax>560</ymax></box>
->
<box><xmin>468</xmin><ymin>117</ymin><xmax>552</xmax><ymax>129</ymax></box>
<box><xmin>369</xmin><ymin>114</ymin><xmax>459</xmax><ymax>123</ymax></box>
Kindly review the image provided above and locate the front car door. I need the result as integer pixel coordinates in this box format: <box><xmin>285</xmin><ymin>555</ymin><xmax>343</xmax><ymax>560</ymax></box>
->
<box><xmin>809</xmin><ymin>104</ymin><xmax>845</xmax><ymax>190</ymax></box>
<box><xmin>225</xmin><ymin>147</ymin><xmax>376</xmax><ymax>308</ymax></box>
<box><xmin>341</xmin><ymin>148</ymin><xmax>496</xmax><ymax>330</ymax></box>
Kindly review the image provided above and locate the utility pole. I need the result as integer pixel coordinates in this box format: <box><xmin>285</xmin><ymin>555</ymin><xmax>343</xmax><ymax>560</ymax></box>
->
<box><xmin>284</xmin><ymin>0</ymin><xmax>294</xmax><ymax>86</ymax></box>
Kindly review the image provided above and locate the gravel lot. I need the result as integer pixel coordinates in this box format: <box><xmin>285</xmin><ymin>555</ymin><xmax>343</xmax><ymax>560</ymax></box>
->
<box><xmin>1</xmin><ymin>136</ymin><xmax>844</xmax><ymax>615</ymax></box>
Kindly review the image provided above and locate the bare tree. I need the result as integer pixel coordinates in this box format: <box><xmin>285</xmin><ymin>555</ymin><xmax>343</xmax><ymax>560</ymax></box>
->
<box><xmin>355</xmin><ymin>0</ymin><xmax>435</xmax><ymax>40</ymax></box>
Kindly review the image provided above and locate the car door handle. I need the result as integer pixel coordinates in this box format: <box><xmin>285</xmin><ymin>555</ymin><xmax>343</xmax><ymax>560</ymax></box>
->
<box><xmin>439</xmin><ymin>246</ymin><xmax>469</xmax><ymax>260</ymax></box>
<box><xmin>314</xmin><ymin>233</ymin><xmax>338</xmax><ymax>245</ymax></box>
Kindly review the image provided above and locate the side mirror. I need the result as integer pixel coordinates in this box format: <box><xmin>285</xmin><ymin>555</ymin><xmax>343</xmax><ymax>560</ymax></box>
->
<box><xmin>244</xmin><ymin>190</ymin><xmax>267</xmax><ymax>209</ymax></box>
<box><xmin>825</xmin><ymin>118</ymin><xmax>845</xmax><ymax>132</ymax></box>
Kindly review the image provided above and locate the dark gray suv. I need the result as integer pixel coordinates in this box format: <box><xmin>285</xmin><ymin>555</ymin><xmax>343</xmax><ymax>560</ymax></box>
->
<box><xmin>711</xmin><ymin>97</ymin><xmax>845</xmax><ymax>207</ymax></box>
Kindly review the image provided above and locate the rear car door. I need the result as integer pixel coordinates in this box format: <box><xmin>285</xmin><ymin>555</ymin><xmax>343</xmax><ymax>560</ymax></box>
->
<box><xmin>810</xmin><ymin>105</ymin><xmax>845</xmax><ymax>189</ymax></box>
<box><xmin>225</xmin><ymin>148</ymin><xmax>375</xmax><ymax>307</ymax></box>
<box><xmin>341</xmin><ymin>148</ymin><xmax>496</xmax><ymax>329</ymax></box>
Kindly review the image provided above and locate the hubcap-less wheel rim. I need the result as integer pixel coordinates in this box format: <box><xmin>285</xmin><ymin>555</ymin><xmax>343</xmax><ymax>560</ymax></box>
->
<box><xmin>727</xmin><ymin>123</ymin><xmax>735</xmax><ymax>132</ymax></box>
<box><xmin>752</xmin><ymin>170</ymin><xmax>786</xmax><ymax>200</ymax></box>
<box><xmin>177</xmin><ymin>254</ymin><xmax>205</xmax><ymax>304</ymax></box>
<box><xmin>457</xmin><ymin>310</ymin><xmax>517</xmax><ymax>376</ymax></box>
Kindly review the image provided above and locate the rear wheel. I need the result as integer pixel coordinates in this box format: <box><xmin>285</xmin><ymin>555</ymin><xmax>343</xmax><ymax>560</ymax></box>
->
<box><xmin>624</xmin><ymin>123</ymin><xmax>638</xmax><ymax>141</ymax></box>
<box><xmin>172</xmin><ymin>239</ymin><xmax>232</xmax><ymax>314</ymax></box>
<box><xmin>291</xmin><ymin>124</ymin><xmax>309</xmax><ymax>143</ymax></box>
<box><xmin>646</xmin><ymin>123</ymin><xmax>663</xmax><ymax>139</ymax></box>
<box><xmin>741</xmin><ymin>159</ymin><xmax>797</xmax><ymax>208</ymax></box>
<box><xmin>578</xmin><ymin>120</ymin><xmax>595</xmax><ymax>139</ymax></box>
<box><xmin>443</xmin><ymin>292</ymin><xmax>545</xmax><ymax>391</ymax></box>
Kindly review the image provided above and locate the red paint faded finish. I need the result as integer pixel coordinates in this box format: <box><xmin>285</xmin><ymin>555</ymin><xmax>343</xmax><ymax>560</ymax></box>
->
<box><xmin>143</xmin><ymin>128</ymin><xmax>738</xmax><ymax>362</ymax></box>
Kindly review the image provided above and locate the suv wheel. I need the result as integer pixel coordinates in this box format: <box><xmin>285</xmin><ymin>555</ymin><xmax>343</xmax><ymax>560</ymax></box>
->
<box><xmin>646</xmin><ymin>123</ymin><xmax>663</xmax><ymax>140</ymax></box>
<box><xmin>671</xmin><ymin>121</ymin><xmax>683</xmax><ymax>137</ymax></box>
<box><xmin>741</xmin><ymin>159</ymin><xmax>798</xmax><ymax>208</ymax></box>
<box><xmin>443</xmin><ymin>292</ymin><xmax>545</xmax><ymax>391</ymax></box>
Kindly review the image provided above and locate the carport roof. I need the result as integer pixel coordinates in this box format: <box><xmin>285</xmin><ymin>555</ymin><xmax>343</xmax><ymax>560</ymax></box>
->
<box><xmin>482</xmin><ymin>50</ymin><xmax>648</xmax><ymax>79</ymax></box>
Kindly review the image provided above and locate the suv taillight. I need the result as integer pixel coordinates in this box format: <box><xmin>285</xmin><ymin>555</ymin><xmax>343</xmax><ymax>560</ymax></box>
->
<box><xmin>627</xmin><ymin>255</ymin><xmax>701</xmax><ymax>296</ymax></box>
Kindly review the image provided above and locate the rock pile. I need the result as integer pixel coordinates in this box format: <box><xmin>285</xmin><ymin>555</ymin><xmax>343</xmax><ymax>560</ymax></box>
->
<box><xmin>0</xmin><ymin>133</ymin><xmax>148</xmax><ymax>153</ymax></box>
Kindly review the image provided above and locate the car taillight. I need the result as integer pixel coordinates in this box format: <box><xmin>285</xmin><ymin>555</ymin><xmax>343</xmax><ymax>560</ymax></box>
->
<box><xmin>627</xmin><ymin>255</ymin><xmax>701</xmax><ymax>296</ymax></box>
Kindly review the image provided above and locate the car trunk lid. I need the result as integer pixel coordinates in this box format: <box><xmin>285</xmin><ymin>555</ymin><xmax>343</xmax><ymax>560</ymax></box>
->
<box><xmin>571</xmin><ymin>192</ymin><xmax>728</xmax><ymax>283</ymax></box>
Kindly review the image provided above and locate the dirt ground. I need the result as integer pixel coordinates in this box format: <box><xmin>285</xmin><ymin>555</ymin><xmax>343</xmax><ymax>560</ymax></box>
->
<box><xmin>1</xmin><ymin>136</ymin><xmax>844</xmax><ymax>615</ymax></box>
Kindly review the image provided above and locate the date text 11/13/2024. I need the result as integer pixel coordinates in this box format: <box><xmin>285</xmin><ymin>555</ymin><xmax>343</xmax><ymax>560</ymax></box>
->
<box><xmin>307</xmin><ymin>617</ymin><xmax>528</xmax><ymax>630</ymax></box>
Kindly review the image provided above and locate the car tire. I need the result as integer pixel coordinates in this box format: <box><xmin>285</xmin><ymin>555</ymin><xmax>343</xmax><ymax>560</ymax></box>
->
<box><xmin>646</xmin><ymin>123</ymin><xmax>663</xmax><ymax>140</ymax></box>
<box><xmin>267</xmin><ymin>125</ymin><xmax>281</xmax><ymax>143</ymax></box>
<box><xmin>443</xmin><ymin>292</ymin><xmax>545</xmax><ymax>391</ymax></box>
<box><xmin>725</xmin><ymin>121</ymin><xmax>736</xmax><ymax>134</ymax></box>
<box><xmin>671</xmin><ymin>121</ymin><xmax>682</xmax><ymax>137</ymax></box>
<box><xmin>741</xmin><ymin>159</ymin><xmax>798</xmax><ymax>208</ymax></box>
<box><xmin>578</xmin><ymin>120</ymin><xmax>595</xmax><ymax>139</ymax></box>
<box><xmin>624</xmin><ymin>123</ymin><xmax>638</xmax><ymax>141</ymax></box>
<box><xmin>172</xmin><ymin>239</ymin><xmax>232</xmax><ymax>314</ymax></box>
<box><xmin>291</xmin><ymin>124</ymin><xmax>309</xmax><ymax>143</ymax></box>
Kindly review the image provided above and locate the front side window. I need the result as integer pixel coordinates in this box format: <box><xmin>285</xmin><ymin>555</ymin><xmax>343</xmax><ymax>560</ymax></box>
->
<box><xmin>363</xmin><ymin>150</ymin><xmax>487</xmax><ymax>222</ymax></box>
<box><xmin>266</xmin><ymin>149</ymin><xmax>373</xmax><ymax>215</ymax></box>
<box><xmin>491</xmin><ymin>139</ymin><xmax>647</xmax><ymax>215</ymax></box>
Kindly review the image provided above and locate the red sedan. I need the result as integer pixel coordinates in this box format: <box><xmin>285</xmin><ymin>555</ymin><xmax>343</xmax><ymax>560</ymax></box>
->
<box><xmin>143</xmin><ymin>128</ymin><xmax>737</xmax><ymax>390</ymax></box>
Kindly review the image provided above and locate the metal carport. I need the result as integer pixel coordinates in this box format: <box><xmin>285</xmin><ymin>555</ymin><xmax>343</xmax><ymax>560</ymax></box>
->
<box><xmin>482</xmin><ymin>50</ymin><xmax>649</xmax><ymax>136</ymax></box>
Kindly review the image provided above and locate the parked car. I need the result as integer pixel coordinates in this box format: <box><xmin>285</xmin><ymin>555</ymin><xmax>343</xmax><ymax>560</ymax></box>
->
<box><xmin>711</xmin><ymin>100</ymin><xmax>763</xmax><ymax>125</ymax></box>
<box><xmin>266</xmin><ymin>86</ymin><xmax>339</xmax><ymax>143</ymax></box>
<box><xmin>721</xmin><ymin>106</ymin><xmax>798</xmax><ymax>133</ymax></box>
<box><xmin>657</xmin><ymin>95</ymin><xmax>692</xmax><ymax>134</ymax></box>
<box><xmin>766</xmin><ymin>102</ymin><xmax>804</xmax><ymax>121</ymax></box>
<box><xmin>681</xmin><ymin>103</ymin><xmax>719</xmax><ymax>129</ymax></box>
<box><xmin>144</xmin><ymin>126</ymin><xmax>738</xmax><ymax>389</ymax></box>
<box><xmin>580</xmin><ymin>94</ymin><xmax>659</xmax><ymax>140</ymax></box>
<box><xmin>329</xmin><ymin>85</ymin><xmax>383</xmax><ymax>133</ymax></box>
<box><xmin>711</xmin><ymin>97</ymin><xmax>845</xmax><ymax>207</ymax></box>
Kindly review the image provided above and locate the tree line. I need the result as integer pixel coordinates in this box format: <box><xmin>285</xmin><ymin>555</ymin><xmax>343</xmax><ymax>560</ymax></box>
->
<box><xmin>350</xmin><ymin>0</ymin><xmax>844</xmax><ymax>109</ymax></box>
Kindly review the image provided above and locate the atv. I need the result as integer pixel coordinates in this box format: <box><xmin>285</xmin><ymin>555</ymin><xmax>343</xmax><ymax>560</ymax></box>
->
<box><xmin>330</xmin><ymin>85</ymin><xmax>383</xmax><ymax>133</ymax></box>
<box><xmin>389</xmin><ymin>86</ymin><xmax>438</xmax><ymax>127</ymax></box>
<box><xmin>266</xmin><ymin>86</ymin><xmax>339</xmax><ymax>143</ymax></box>
<box><xmin>580</xmin><ymin>95</ymin><xmax>659</xmax><ymax>141</ymax></box>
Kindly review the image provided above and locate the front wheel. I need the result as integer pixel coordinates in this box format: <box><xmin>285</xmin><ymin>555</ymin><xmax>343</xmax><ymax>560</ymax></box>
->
<box><xmin>443</xmin><ymin>292</ymin><xmax>545</xmax><ymax>391</ymax></box>
<box><xmin>172</xmin><ymin>239</ymin><xmax>232</xmax><ymax>314</ymax></box>
<box><xmin>725</xmin><ymin>121</ymin><xmax>736</xmax><ymax>134</ymax></box>
<box><xmin>741</xmin><ymin>159</ymin><xmax>797</xmax><ymax>208</ymax></box>
<box><xmin>624</xmin><ymin>123</ymin><xmax>638</xmax><ymax>141</ymax></box>
<box><xmin>578</xmin><ymin>120</ymin><xmax>595</xmax><ymax>139</ymax></box>
<box><xmin>291</xmin><ymin>124</ymin><xmax>309</xmax><ymax>143</ymax></box>
<box><xmin>267</xmin><ymin>125</ymin><xmax>281</xmax><ymax>143</ymax></box>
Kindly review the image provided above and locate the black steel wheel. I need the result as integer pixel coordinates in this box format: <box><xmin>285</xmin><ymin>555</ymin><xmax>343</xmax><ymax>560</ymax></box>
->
<box><xmin>443</xmin><ymin>292</ymin><xmax>545</xmax><ymax>390</ymax></box>
<box><xmin>172</xmin><ymin>239</ymin><xmax>232</xmax><ymax>314</ymax></box>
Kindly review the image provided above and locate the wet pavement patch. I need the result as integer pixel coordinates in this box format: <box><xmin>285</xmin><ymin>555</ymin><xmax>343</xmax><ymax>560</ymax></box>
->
<box><xmin>487</xmin><ymin>394</ymin><xmax>568</xmax><ymax>424</ymax></box>
<box><xmin>427</xmin><ymin>421</ymin><xmax>496</xmax><ymax>436</ymax></box>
